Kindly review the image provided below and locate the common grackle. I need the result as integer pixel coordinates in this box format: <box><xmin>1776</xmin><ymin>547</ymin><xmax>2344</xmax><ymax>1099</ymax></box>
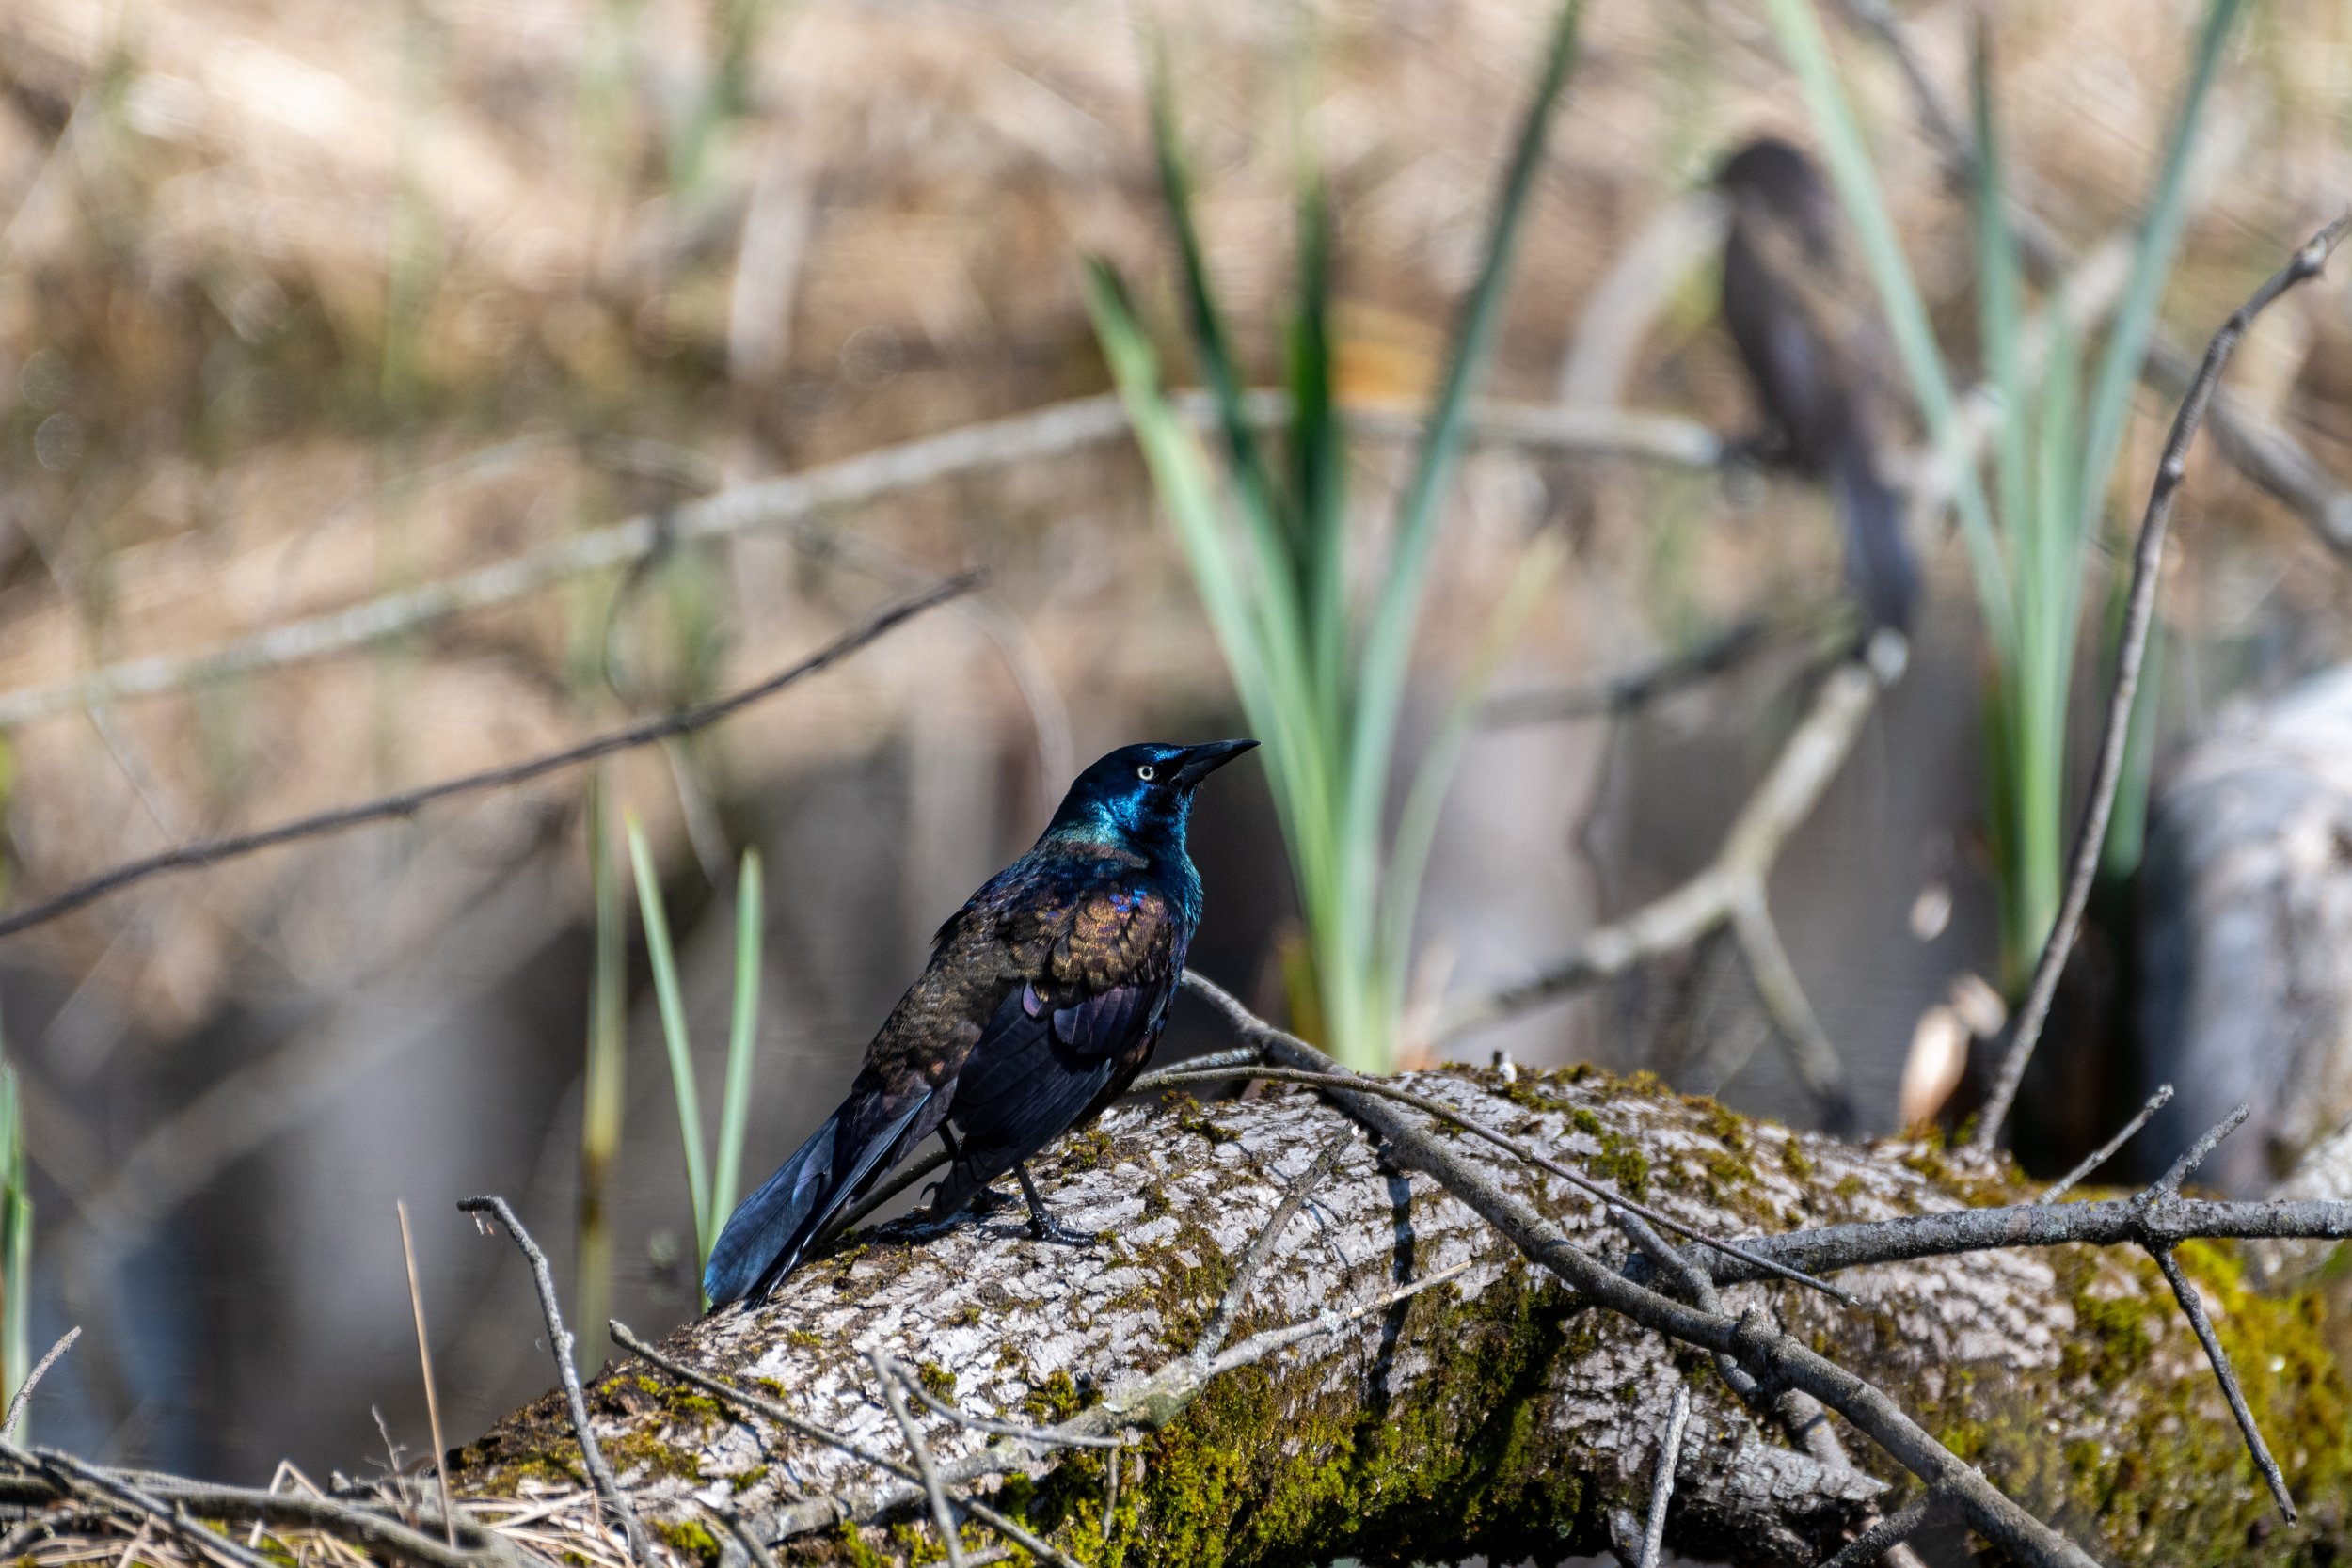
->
<box><xmin>703</xmin><ymin>737</ymin><xmax>1258</xmax><ymax>1307</ymax></box>
<box><xmin>1717</xmin><ymin>136</ymin><xmax>1919</xmax><ymax>636</ymax></box>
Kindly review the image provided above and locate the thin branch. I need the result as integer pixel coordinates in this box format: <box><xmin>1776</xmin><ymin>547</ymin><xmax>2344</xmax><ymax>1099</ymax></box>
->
<box><xmin>1978</xmin><ymin>216</ymin><xmax>2351</xmax><ymax>1146</ymax></box>
<box><xmin>2151</xmin><ymin>1246</ymin><xmax>2294</xmax><ymax>1518</ymax></box>
<box><xmin>2153</xmin><ymin>1102</ymin><xmax>2249</xmax><ymax>1196</ymax></box>
<box><xmin>1194</xmin><ymin>1130</ymin><xmax>1352</xmax><ymax>1360</ymax></box>
<box><xmin>0</xmin><ymin>576</ymin><xmax>972</xmax><ymax>942</ymax></box>
<box><xmin>1181</xmin><ymin>972</ymin><xmax>2099</xmax><ymax>1568</ymax></box>
<box><xmin>1817</xmin><ymin>1495</ymin><xmax>1936</xmax><ymax>1568</ymax></box>
<box><xmin>871</xmin><ymin>1354</ymin><xmax>966</xmax><ymax>1568</ymax></box>
<box><xmin>1440</xmin><ymin>651</ymin><xmax>1890</xmax><ymax>1128</ymax></box>
<box><xmin>1635</xmin><ymin>1382</ymin><xmax>1691</xmax><ymax>1568</ymax></box>
<box><xmin>2</xmin><ymin>1444</ymin><xmax>278</xmax><ymax>1568</ymax></box>
<box><xmin>3</xmin><ymin>1327</ymin><xmax>77</xmax><ymax>1442</ymax></box>
<box><xmin>1479</xmin><ymin>616</ymin><xmax>1774</xmax><ymax>727</ymax></box>
<box><xmin>2043</xmin><ymin>1085</ymin><xmax>2172</xmax><ymax>1202</ymax></box>
<box><xmin>397</xmin><ymin>1202</ymin><xmax>457</xmax><ymax>1549</ymax></box>
<box><xmin>1157</xmin><ymin>1059</ymin><xmax>1851</xmax><ymax>1303</ymax></box>
<box><xmin>456</xmin><ymin>1196</ymin><xmax>648</xmax><ymax>1567</ymax></box>
<box><xmin>0</xmin><ymin>397</ymin><xmax>1714</xmax><ymax>735</ymax></box>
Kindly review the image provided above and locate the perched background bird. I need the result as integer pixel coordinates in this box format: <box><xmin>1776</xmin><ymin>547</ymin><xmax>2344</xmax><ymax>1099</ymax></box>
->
<box><xmin>1717</xmin><ymin>136</ymin><xmax>1919</xmax><ymax>636</ymax></box>
<box><xmin>703</xmin><ymin>737</ymin><xmax>1258</xmax><ymax>1306</ymax></box>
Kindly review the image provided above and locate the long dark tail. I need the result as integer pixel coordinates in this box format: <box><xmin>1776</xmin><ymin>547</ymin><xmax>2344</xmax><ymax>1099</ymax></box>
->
<box><xmin>703</xmin><ymin>1086</ymin><xmax>929</xmax><ymax>1307</ymax></box>
<box><xmin>1831</xmin><ymin>438</ymin><xmax>1919</xmax><ymax>636</ymax></box>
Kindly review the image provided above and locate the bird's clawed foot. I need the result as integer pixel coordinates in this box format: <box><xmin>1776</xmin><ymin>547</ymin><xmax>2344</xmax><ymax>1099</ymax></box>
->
<box><xmin>1015</xmin><ymin>1163</ymin><xmax>1100</xmax><ymax>1247</ymax></box>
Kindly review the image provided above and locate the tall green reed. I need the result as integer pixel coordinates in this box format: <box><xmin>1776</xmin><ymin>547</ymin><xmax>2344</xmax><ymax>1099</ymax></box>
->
<box><xmin>1086</xmin><ymin>2</ymin><xmax>1583</xmax><ymax>1071</ymax></box>
<box><xmin>576</xmin><ymin>771</ymin><xmax>627</xmax><ymax>1369</ymax></box>
<box><xmin>0</xmin><ymin>1054</ymin><xmax>26</xmax><ymax>1428</ymax></box>
<box><xmin>624</xmin><ymin>817</ymin><xmax>764</xmax><ymax>1311</ymax></box>
<box><xmin>1765</xmin><ymin>0</ymin><xmax>2240</xmax><ymax>984</ymax></box>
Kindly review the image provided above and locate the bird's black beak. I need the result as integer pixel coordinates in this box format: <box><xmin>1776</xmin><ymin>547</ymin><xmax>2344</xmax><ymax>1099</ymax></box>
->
<box><xmin>1172</xmin><ymin>738</ymin><xmax>1258</xmax><ymax>788</ymax></box>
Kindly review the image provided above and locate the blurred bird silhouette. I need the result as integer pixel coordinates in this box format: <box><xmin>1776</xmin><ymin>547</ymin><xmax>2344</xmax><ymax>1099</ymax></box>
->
<box><xmin>1717</xmin><ymin>136</ymin><xmax>1919</xmax><ymax>636</ymax></box>
<box><xmin>704</xmin><ymin>738</ymin><xmax>1259</xmax><ymax>1307</ymax></box>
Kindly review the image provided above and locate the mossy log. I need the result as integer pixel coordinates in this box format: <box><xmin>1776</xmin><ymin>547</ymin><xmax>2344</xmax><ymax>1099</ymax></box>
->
<box><xmin>452</xmin><ymin>1066</ymin><xmax>2352</xmax><ymax>1566</ymax></box>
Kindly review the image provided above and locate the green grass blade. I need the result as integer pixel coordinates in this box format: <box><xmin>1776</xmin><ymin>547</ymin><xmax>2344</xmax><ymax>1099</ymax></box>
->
<box><xmin>1288</xmin><ymin>170</ymin><xmax>1350</xmax><ymax>739</ymax></box>
<box><xmin>2074</xmin><ymin>0</ymin><xmax>2243</xmax><ymax>540</ymax></box>
<box><xmin>1085</xmin><ymin>261</ymin><xmax>1334</xmax><ymax>879</ymax></box>
<box><xmin>626</xmin><ymin>813</ymin><xmax>712</xmax><ymax>1296</ymax></box>
<box><xmin>713</xmin><ymin>847</ymin><xmax>764</xmax><ymax>1228</ymax></box>
<box><xmin>1342</xmin><ymin>0</ymin><xmax>1585</xmax><ymax>1024</ymax></box>
<box><xmin>577</xmin><ymin>769</ymin><xmax>627</xmax><ymax>1370</ymax></box>
<box><xmin>1378</xmin><ymin>536</ymin><xmax>1565</xmax><ymax>1026</ymax></box>
<box><xmin>1765</xmin><ymin>0</ymin><xmax>2013</xmax><ymax>663</ymax></box>
<box><xmin>1146</xmin><ymin>39</ymin><xmax>1297</xmax><ymax>555</ymax></box>
<box><xmin>1970</xmin><ymin>33</ymin><xmax>2029</xmax><ymax>602</ymax></box>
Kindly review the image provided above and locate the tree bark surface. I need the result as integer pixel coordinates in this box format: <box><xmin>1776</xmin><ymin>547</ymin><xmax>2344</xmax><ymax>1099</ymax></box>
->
<box><xmin>453</xmin><ymin>1065</ymin><xmax>2352</xmax><ymax>1566</ymax></box>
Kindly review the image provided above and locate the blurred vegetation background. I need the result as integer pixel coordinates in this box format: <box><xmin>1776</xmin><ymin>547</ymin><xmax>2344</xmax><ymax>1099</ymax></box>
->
<box><xmin>0</xmin><ymin>0</ymin><xmax>2344</xmax><ymax>1495</ymax></box>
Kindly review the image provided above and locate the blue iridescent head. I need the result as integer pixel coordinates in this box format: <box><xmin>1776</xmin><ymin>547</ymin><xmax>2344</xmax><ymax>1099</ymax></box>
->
<box><xmin>1043</xmin><ymin>739</ymin><xmax>1257</xmax><ymax>849</ymax></box>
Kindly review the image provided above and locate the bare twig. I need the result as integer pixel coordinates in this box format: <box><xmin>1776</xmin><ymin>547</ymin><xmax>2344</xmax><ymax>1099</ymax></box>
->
<box><xmin>1978</xmin><ymin>217</ymin><xmax>2351</xmax><ymax>1146</ymax></box>
<box><xmin>1635</xmin><ymin>1382</ymin><xmax>1691</xmax><ymax>1568</ymax></box>
<box><xmin>2151</xmin><ymin>1246</ymin><xmax>2293</xmax><ymax>1518</ymax></box>
<box><xmin>1441</xmin><ymin>653</ymin><xmax>1891</xmax><ymax>1127</ymax></box>
<box><xmin>1154</xmin><ymin>1058</ymin><xmax>1851</xmax><ymax>1303</ymax></box>
<box><xmin>2</xmin><ymin>1444</ymin><xmax>278</xmax><ymax>1568</ymax></box>
<box><xmin>1818</xmin><ymin>1495</ymin><xmax>1936</xmax><ymax>1568</ymax></box>
<box><xmin>456</xmin><ymin>1196</ymin><xmax>648</xmax><ymax>1567</ymax></box>
<box><xmin>396</xmin><ymin>1203</ymin><xmax>457</xmax><ymax>1550</ymax></box>
<box><xmin>871</xmin><ymin>1354</ymin><xmax>966</xmax><ymax>1568</ymax></box>
<box><xmin>1480</xmin><ymin>616</ymin><xmax>1774</xmax><ymax>727</ymax></box>
<box><xmin>0</xmin><ymin>576</ymin><xmax>973</xmax><ymax>942</ymax></box>
<box><xmin>2152</xmin><ymin>1102</ymin><xmax>2250</xmax><ymax>1196</ymax></box>
<box><xmin>2043</xmin><ymin>1085</ymin><xmax>2173</xmax><ymax>1202</ymax></box>
<box><xmin>1194</xmin><ymin>1130</ymin><xmax>1352</xmax><ymax>1360</ymax></box>
<box><xmin>3</xmin><ymin>1327</ymin><xmax>77</xmax><ymax>1442</ymax></box>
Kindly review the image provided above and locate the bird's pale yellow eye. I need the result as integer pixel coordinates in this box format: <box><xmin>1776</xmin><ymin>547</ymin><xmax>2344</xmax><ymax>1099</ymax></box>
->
<box><xmin>1136</xmin><ymin>765</ymin><xmax>1156</xmax><ymax>782</ymax></box>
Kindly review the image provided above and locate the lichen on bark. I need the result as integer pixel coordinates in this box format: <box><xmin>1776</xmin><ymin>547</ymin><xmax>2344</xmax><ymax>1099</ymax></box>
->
<box><xmin>451</xmin><ymin>1065</ymin><xmax>2352</xmax><ymax>1566</ymax></box>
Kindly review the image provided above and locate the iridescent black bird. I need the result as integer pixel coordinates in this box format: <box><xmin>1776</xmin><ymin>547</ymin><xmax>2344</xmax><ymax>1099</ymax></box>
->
<box><xmin>703</xmin><ymin>738</ymin><xmax>1258</xmax><ymax>1307</ymax></box>
<box><xmin>1717</xmin><ymin>136</ymin><xmax>1919</xmax><ymax>635</ymax></box>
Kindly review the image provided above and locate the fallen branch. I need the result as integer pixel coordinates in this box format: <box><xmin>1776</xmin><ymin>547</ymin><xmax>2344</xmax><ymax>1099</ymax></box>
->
<box><xmin>1439</xmin><ymin>641</ymin><xmax>1900</xmax><ymax>1130</ymax></box>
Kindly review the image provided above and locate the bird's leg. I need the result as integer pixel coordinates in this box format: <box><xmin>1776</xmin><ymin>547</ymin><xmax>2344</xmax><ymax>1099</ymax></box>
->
<box><xmin>1014</xmin><ymin>1162</ymin><xmax>1098</xmax><ymax>1246</ymax></box>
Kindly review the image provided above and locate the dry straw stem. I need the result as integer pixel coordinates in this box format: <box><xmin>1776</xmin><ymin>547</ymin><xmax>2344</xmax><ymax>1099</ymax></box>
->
<box><xmin>0</xmin><ymin>577</ymin><xmax>973</xmax><ymax>942</ymax></box>
<box><xmin>0</xmin><ymin>396</ymin><xmax>1713</xmax><ymax>736</ymax></box>
<box><xmin>1978</xmin><ymin>214</ymin><xmax>2352</xmax><ymax>1146</ymax></box>
<box><xmin>1438</xmin><ymin>638</ymin><xmax>1902</xmax><ymax>1129</ymax></box>
<box><xmin>455</xmin><ymin>1196</ymin><xmax>649</xmax><ymax>1568</ymax></box>
<box><xmin>1837</xmin><ymin>0</ymin><xmax>2352</xmax><ymax>553</ymax></box>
